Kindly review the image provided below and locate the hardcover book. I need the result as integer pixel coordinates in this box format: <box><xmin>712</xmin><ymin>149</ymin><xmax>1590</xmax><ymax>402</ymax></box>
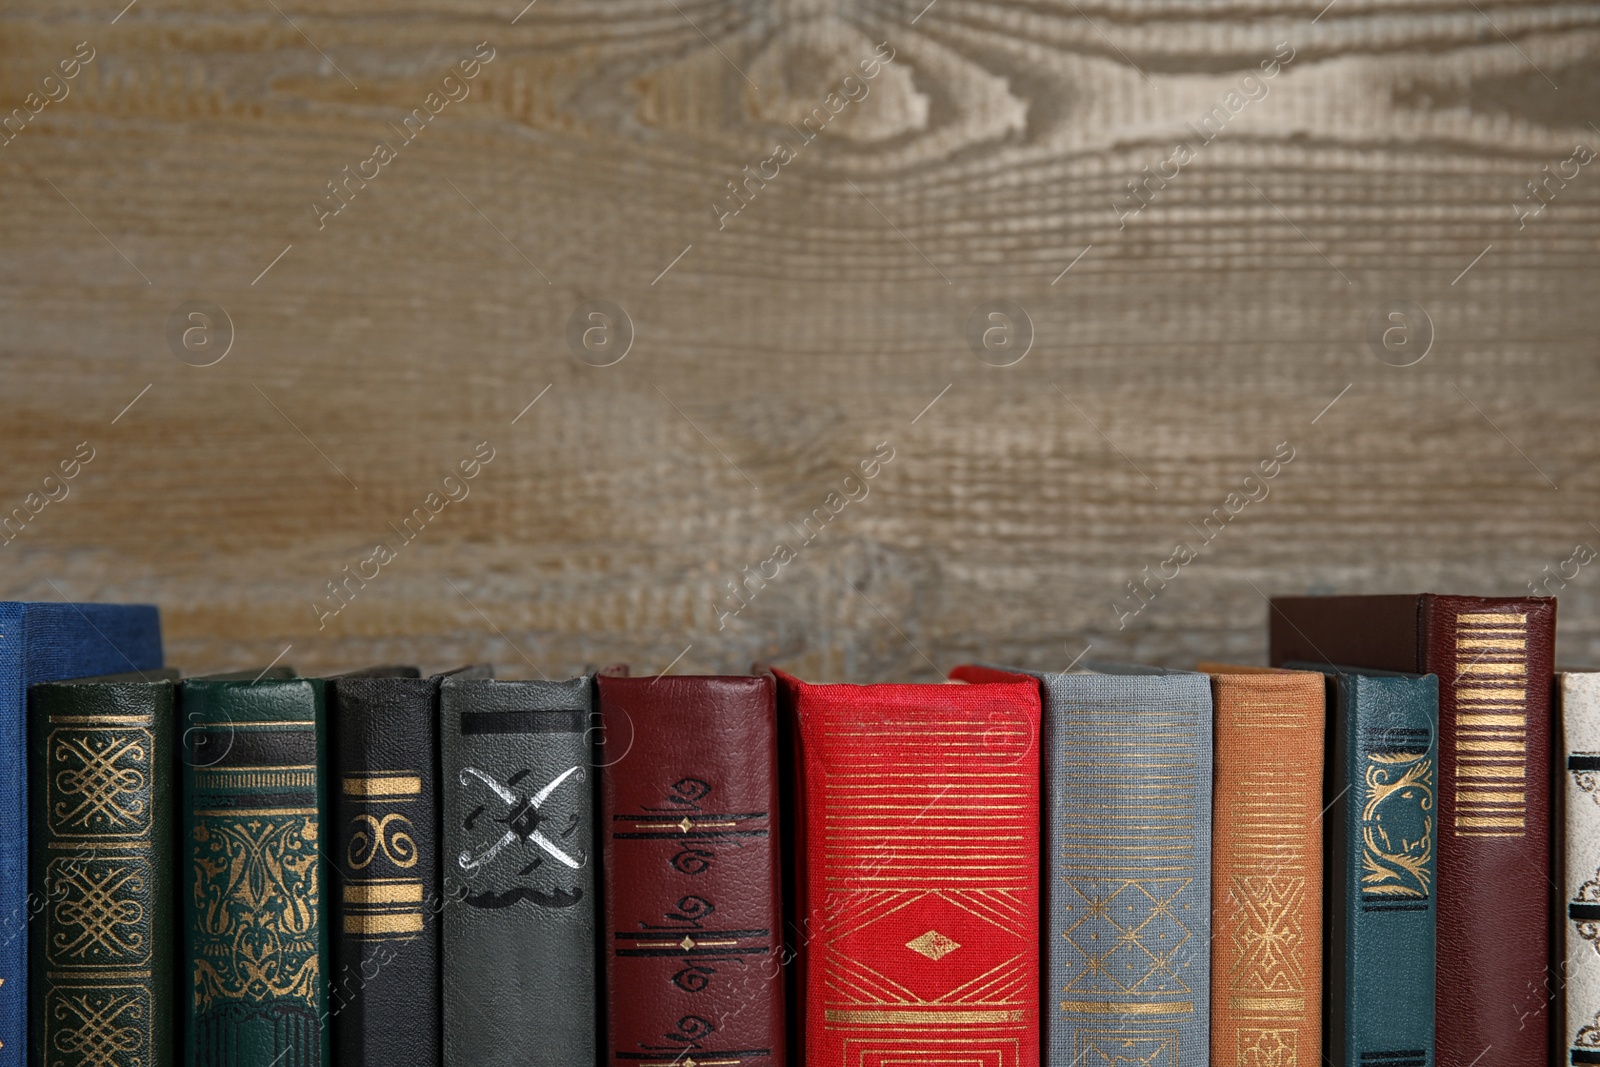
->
<box><xmin>327</xmin><ymin>665</ymin><xmax>490</xmax><ymax>1066</ymax></box>
<box><xmin>1199</xmin><ymin>664</ymin><xmax>1324</xmax><ymax>1066</ymax></box>
<box><xmin>1271</xmin><ymin>594</ymin><xmax>1555</xmax><ymax>1067</ymax></box>
<box><xmin>776</xmin><ymin>667</ymin><xmax>1041</xmax><ymax>1067</ymax></box>
<box><xmin>953</xmin><ymin>662</ymin><xmax>1212</xmax><ymax>1067</ymax></box>
<box><xmin>29</xmin><ymin>670</ymin><xmax>180</xmax><ymax>1067</ymax></box>
<box><xmin>0</xmin><ymin>601</ymin><xmax>162</xmax><ymax>1065</ymax></box>
<box><xmin>596</xmin><ymin>670</ymin><xmax>786</xmax><ymax>1067</ymax></box>
<box><xmin>1563</xmin><ymin>672</ymin><xmax>1600</xmax><ymax>1062</ymax></box>
<box><xmin>1292</xmin><ymin>663</ymin><xmax>1437</xmax><ymax>1067</ymax></box>
<box><xmin>182</xmin><ymin>674</ymin><xmax>330</xmax><ymax>1067</ymax></box>
<box><xmin>439</xmin><ymin>674</ymin><xmax>596</xmax><ymax>1067</ymax></box>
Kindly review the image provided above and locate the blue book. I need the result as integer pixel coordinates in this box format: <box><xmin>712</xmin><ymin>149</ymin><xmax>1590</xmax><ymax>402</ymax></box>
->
<box><xmin>0</xmin><ymin>602</ymin><xmax>162</xmax><ymax>1063</ymax></box>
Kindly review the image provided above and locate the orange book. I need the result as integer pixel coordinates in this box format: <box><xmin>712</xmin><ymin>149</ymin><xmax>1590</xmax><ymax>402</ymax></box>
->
<box><xmin>1200</xmin><ymin>663</ymin><xmax>1325</xmax><ymax>1067</ymax></box>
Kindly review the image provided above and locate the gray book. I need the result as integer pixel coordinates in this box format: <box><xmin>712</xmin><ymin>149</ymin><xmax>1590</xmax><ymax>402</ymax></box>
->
<box><xmin>439</xmin><ymin>675</ymin><xmax>595</xmax><ymax>1067</ymax></box>
<box><xmin>992</xmin><ymin>662</ymin><xmax>1214</xmax><ymax>1067</ymax></box>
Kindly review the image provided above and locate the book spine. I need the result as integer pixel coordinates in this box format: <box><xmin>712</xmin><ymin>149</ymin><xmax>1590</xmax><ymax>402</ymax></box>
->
<box><xmin>1209</xmin><ymin>675</ymin><xmax>1323</xmax><ymax>1065</ymax></box>
<box><xmin>440</xmin><ymin>678</ymin><xmax>595</xmax><ymax>1067</ymax></box>
<box><xmin>1563</xmin><ymin>673</ymin><xmax>1600</xmax><ymax>1063</ymax></box>
<box><xmin>0</xmin><ymin>602</ymin><xmax>23</xmax><ymax>1065</ymax></box>
<box><xmin>183</xmin><ymin>679</ymin><xmax>330</xmax><ymax>1067</ymax></box>
<box><xmin>1329</xmin><ymin>673</ymin><xmax>1438</xmax><ymax>1067</ymax></box>
<box><xmin>598</xmin><ymin>676</ymin><xmax>784</xmax><ymax>1066</ymax></box>
<box><xmin>328</xmin><ymin>679</ymin><xmax>440</xmax><ymax>1066</ymax></box>
<box><xmin>1044</xmin><ymin>673</ymin><xmax>1212</xmax><ymax>1067</ymax></box>
<box><xmin>29</xmin><ymin>680</ymin><xmax>177</xmax><ymax>1067</ymax></box>
<box><xmin>1425</xmin><ymin>598</ymin><xmax>1555</xmax><ymax>1066</ymax></box>
<box><xmin>783</xmin><ymin>676</ymin><xmax>1040</xmax><ymax>1067</ymax></box>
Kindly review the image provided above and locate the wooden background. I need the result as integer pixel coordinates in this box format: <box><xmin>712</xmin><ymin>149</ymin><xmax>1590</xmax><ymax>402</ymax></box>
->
<box><xmin>1</xmin><ymin>0</ymin><xmax>1598</xmax><ymax>681</ymax></box>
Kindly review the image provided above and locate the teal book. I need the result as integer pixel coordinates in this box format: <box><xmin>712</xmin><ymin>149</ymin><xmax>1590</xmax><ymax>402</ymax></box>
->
<box><xmin>182</xmin><ymin>674</ymin><xmax>329</xmax><ymax>1067</ymax></box>
<box><xmin>1293</xmin><ymin>663</ymin><xmax>1438</xmax><ymax>1067</ymax></box>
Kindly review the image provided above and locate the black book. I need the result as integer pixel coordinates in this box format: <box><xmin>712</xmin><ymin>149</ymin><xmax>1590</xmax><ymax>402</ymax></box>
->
<box><xmin>326</xmin><ymin>665</ymin><xmax>491</xmax><ymax>1066</ymax></box>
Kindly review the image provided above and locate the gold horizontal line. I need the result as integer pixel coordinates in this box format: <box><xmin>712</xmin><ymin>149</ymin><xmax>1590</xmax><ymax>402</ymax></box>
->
<box><xmin>1458</xmin><ymin>715</ymin><xmax>1526</xmax><ymax>727</ymax></box>
<box><xmin>46</xmin><ymin>715</ymin><xmax>152</xmax><ymax>724</ymax></box>
<box><xmin>344</xmin><ymin>882</ymin><xmax>423</xmax><ymax>904</ymax></box>
<box><xmin>345</xmin><ymin>912</ymin><xmax>423</xmax><ymax>935</ymax></box>
<box><xmin>1456</xmin><ymin>766</ymin><xmax>1524</xmax><ymax>779</ymax></box>
<box><xmin>1229</xmin><ymin>996</ymin><xmax>1304</xmax><ymax>1013</ymax></box>
<box><xmin>1456</xmin><ymin>816</ymin><xmax>1525</xmax><ymax>828</ymax></box>
<box><xmin>1457</xmin><ymin>638</ymin><xmax>1526</xmax><ymax>649</ymax></box>
<box><xmin>1061</xmin><ymin>1000</ymin><xmax>1193</xmax><ymax>1015</ymax></box>
<box><xmin>1458</xmin><ymin>790</ymin><xmax>1525</xmax><ymax>804</ymax></box>
<box><xmin>1457</xmin><ymin>612</ymin><xmax>1527</xmax><ymax>623</ymax></box>
<box><xmin>46</xmin><ymin>970</ymin><xmax>152</xmax><ymax>979</ymax></box>
<box><xmin>824</xmin><ymin>1009</ymin><xmax>1025</xmax><ymax>1025</ymax></box>
<box><xmin>195</xmin><ymin>807</ymin><xmax>316</xmax><ymax>816</ymax></box>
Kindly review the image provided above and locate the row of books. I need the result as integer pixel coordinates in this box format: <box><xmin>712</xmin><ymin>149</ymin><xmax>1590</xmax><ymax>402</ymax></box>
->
<box><xmin>0</xmin><ymin>594</ymin><xmax>1581</xmax><ymax>1067</ymax></box>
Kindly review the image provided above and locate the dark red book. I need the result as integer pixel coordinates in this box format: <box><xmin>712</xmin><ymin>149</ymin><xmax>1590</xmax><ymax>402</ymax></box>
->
<box><xmin>596</xmin><ymin>671</ymin><xmax>785</xmax><ymax>1067</ymax></box>
<box><xmin>773</xmin><ymin>668</ymin><xmax>1040</xmax><ymax>1067</ymax></box>
<box><xmin>1269</xmin><ymin>594</ymin><xmax>1556</xmax><ymax>1067</ymax></box>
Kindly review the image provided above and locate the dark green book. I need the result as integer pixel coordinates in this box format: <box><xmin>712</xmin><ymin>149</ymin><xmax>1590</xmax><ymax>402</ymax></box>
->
<box><xmin>28</xmin><ymin>669</ymin><xmax>179</xmax><ymax>1067</ymax></box>
<box><xmin>182</xmin><ymin>673</ymin><xmax>329</xmax><ymax>1067</ymax></box>
<box><xmin>1292</xmin><ymin>663</ymin><xmax>1438</xmax><ymax>1067</ymax></box>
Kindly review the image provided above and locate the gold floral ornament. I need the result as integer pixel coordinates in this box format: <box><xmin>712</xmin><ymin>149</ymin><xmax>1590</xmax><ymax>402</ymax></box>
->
<box><xmin>191</xmin><ymin>815</ymin><xmax>322</xmax><ymax>1011</ymax></box>
<box><xmin>1361</xmin><ymin>753</ymin><xmax>1433</xmax><ymax>897</ymax></box>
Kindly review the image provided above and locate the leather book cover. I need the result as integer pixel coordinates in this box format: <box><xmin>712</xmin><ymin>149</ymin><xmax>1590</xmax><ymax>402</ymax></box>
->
<box><xmin>955</xmin><ymin>661</ymin><xmax>1212</xmax><ymax>1067</ymax></box>
<box><xmin>1199</xmin><ymin>664</ymin><xmax>1324</xmax><ymax>1066</ymax></box>
<box><xmin>28</xmin><ymin>670</ymin><xmax>180</xmax><ymax>1067</ymax></box>
<box><xmin>1562</xmin><ymin>672</ymin><xmax>1600</xmax><ymax>1062</ymax></box>
<box><xmin>0</xmin><ymin>601</ymin><xmax>162</xmax><ymax>1064</ymax></box>
<box><xmin>326</xmin><ymin>665</ymin><xmax>490</xmax><ymax>1066</ymax></box>
<box><xmin>1270</xmin><ymin>593</ymin><xmax>1556</xmax><ymax>1067</ymax></box>
<box><xmin>1293</xmin><ymin>664</ymin><xmax>1437</xmax><ymax>1067</ymax></box>
<box><xmin>182</xmin><ymin>675</ymin><xmax>330</xmax><ymax>1067</ymax></box>
<box><xmin>439</xmin><ymin>674</ymin><xmax>595</xmax><ymax>1067</ymax></box>
<box><xmin>596</xmin><ymin>670</ymin><xmax>785</xmax><ymax>1067</ymax></box>
<box><xmin>774</xmin><ymin>667</ymin><xmax>1040</xmax><ymax>1067</ymax></box>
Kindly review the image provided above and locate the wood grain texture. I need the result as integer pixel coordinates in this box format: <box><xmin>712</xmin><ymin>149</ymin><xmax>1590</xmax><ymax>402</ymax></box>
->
<box><xmin>1</xmin><ymin>0</ymin><xmax>1598</xmax><ymax>680</ymax></box>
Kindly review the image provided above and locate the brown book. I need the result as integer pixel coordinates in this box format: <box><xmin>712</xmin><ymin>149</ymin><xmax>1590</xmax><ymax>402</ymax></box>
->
<box><xmin>1269</xmin><ymin>594</ymin><xmax>1556</xmax><ymax>1067</ymax></box>
<box><xmin>1199</xmin><ymin>664</ymin><xmax>1325</xmax><ymax>1067</ymax></box>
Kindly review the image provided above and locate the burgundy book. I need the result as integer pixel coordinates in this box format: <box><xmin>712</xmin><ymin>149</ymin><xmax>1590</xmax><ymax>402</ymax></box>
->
<box><xmin>1269</xmin><ymin>594</ymin><xmax>1556</xmax><ymax>1067</ymax></box>
<box><xmin>596</xmin><ymin>670</ymin><xmax>785</xmax><ymax>1067</ymax></box>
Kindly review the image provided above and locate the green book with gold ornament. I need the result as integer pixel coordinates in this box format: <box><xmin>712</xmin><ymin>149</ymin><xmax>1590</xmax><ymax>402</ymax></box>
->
<box><xmin>182</xmin><ymin>673</ymin><xmax>329</xmax><ymax>1067</ymax></box>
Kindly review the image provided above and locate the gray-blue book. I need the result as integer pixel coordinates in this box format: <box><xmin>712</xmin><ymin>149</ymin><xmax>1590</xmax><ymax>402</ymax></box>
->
<box><xmin>958</xmin><ymin>662</ymin><xmax>1213</xmax><ymax>1067</ymax></box>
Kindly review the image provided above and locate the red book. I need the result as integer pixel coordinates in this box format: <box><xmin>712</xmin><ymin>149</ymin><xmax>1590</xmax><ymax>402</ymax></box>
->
<box><xmin>1269</xmin><ymin>594</ymin><xmax>1556</xmax><ymax>1067</ymax></box>
<box><xmin>597</xmin><ymin>671</ymin><xmax>786</xmax><ymax>1067</ymax></box>
<box><xmin>773</xmin><ymin>668</ymin><xmax>1041</xmax><ymax>1067</ymax></box>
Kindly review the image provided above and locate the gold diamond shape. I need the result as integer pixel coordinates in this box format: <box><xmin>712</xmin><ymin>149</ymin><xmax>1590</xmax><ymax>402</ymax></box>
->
<box><xmin>905</xmin><ymin>929</ymin><xmax>960</xmax><ymax>961</ymax></box>
<box><xmin>678</xmin><ymin>817</ymin><xmax>694</xmax><ymax>833</ymax></box>
<box><xmin>679</xmin><ymin>935</ymin><xmax>696</xmax><ymax>950</ymax></box>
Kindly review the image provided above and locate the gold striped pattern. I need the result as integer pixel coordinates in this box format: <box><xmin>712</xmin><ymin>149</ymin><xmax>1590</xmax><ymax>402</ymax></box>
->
<box><xmin>1453</xmin><ymin>612</ymin><xmax>1528</xmax><ymax>836</ymax></box>
<box><xmin>824</xmin><ymin>1008</ymin><xmax>1026</xmax><ymax>1024</ymax></box>
<box><xmin>1060</xmin><ymin>1000</ymin><xmax>1193</xmax><ymax>1015</ymax></box>
<box><xmin>344</xmin><ymin>877</ymin><xmax>424</xmax><ymax>938</ymax></box>
<box><xmin>193</xmin><ymin>766</ymin><xmax>315</xmax><ymax>791</ymax></box>
<box><xmin>342</xmin><ymin>773</ymin><xmax>422</xmax><ymax>797</ymax></box>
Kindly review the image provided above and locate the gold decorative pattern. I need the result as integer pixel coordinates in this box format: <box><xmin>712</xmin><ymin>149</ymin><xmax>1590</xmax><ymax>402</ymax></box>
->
<box><xmin>48</xmin><ymin>729</ymin><xmax>152</xmax><ymax>836</ymax></box>
<box><xmin>1361</xmin><ymin>753</ymin><xmax>1433</xmax><ymax>898</ymax></box>
<box><xmin>43</xmin><ymin>985</ymin><xmax>149</xmax><ymax>1067</ymax></box>
<box><xmin>346</xmin><ymin>813</ymin><xmax>418</xmax><ymax>870</ymax></box>
<box><xmin>1453</xmin><ymin>612</ymin><xmax>1529</xmax><ymax>836</ymax></box>
<box><xmin>905</xmin><ymin>930</ymin><xmax>960</xmax><ymax>961</ymax></box>
<box><xmin>1237</xmin><ymin>1028</ymin><xmax>1297</xmax><ymax>1067</ymax></box>
<box><xmin>48</xmin><ymin>860</ymin><xmax>149</xmax><ymax>963</ymax></box>
<box><xmin>1076</xmin><ymin>1029</ymin><xmax>1179</xmax><ymax>1067</ymax></box>
<box><xmin>1226</xmin><ymin>875</ymin><xmax>1306</xmax><ymax>997</ymax></box>
<box><xmin>190</xmin><ymin>815</ymin><xmax>322</xmax><ymax>1010</ymax></box>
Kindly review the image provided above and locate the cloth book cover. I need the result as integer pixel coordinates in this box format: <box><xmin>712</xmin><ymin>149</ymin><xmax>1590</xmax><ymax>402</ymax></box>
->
<box><xmin>182</xmin><ymin>674</ymin><xmax>330</xmax><ymax>1067</ymax></box>
<box><xmin>29</xmin><ymin>670</ymin><xmax>179</xmax><ymax>1067</ymax></box>
<box><xmin>1198</xmin><ymin>664</ymin><xmax>1324</xmax><ymax>1066</ymax></box>
<box><xmin>326</xmin><ymin>665</ymin><xmax>490</xmax><ymax>1066</ymax></box>
<box><xmin>1292</xmin><ymin>663</ymin><xmax>1438</xmax><ymax>1067</ymax></box>
<box><xmin>0</xmin><ymin>601</ymin><xmax>163</xmax><ymax>1065</ymax></box>
<box><xmin>1563</xmin><ymin>672</ymin><xmax>1600</xmax><ymax>1063</ymax></box>
<box><xmin>439</xmin><ymin>674</ymin><xmax>595</xmax><ymax>1067</ymax></box>
<box><xmin>775</xmin><ymin>667</ymin><xmax>1041</xmax><ymax>1067</ymax></box>
<box><xmin>954</xmin><ymin>661</ymin><xmax>1212</xmax><ymax>1067</ymax></box>
<box><xmin>1270</xmin><ymin>594</ymin><xmax>1554</xmax><ymax>1067</ymax></box>
<box><xmin>596</xmin><ymin>670</ymin><xmax>786</xmax><ymax>1067</ymax></box>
